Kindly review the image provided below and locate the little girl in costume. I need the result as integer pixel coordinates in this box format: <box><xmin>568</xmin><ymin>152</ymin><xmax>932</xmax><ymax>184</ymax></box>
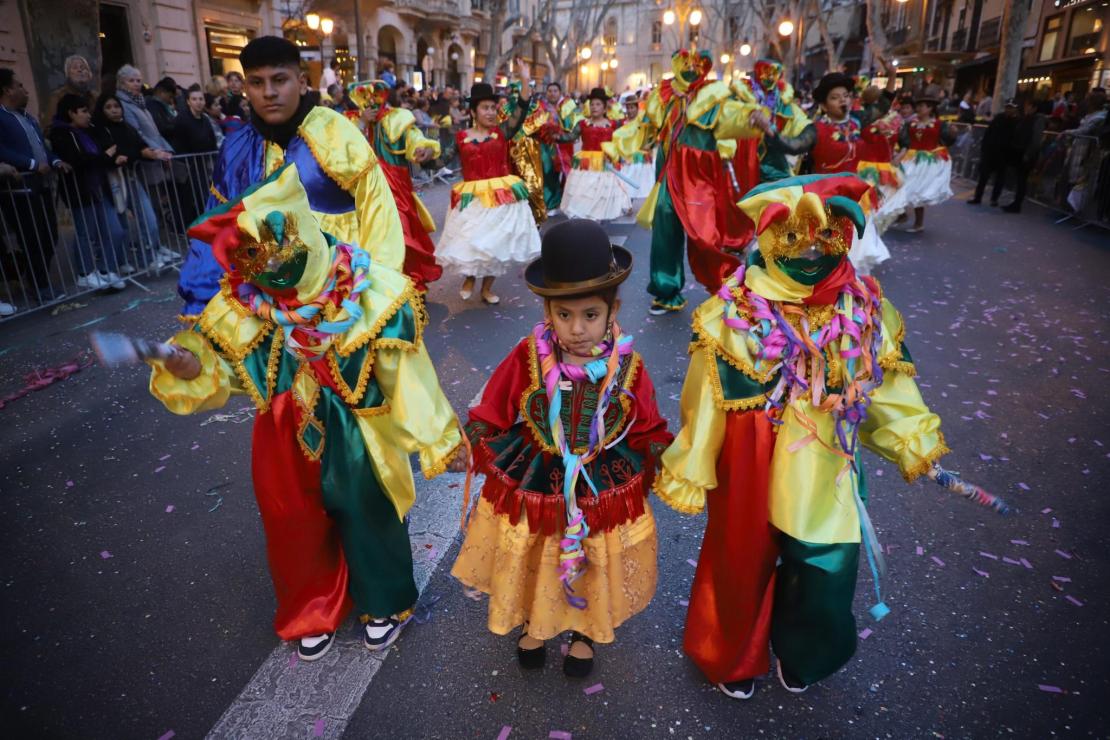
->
<box><xmin>451</xmin><ymin>219</ymin><xmax>672</xmax><ymax>678</ymax></box>
<box><xmin>437</xmin><ymin>61</ymin><xmax>541</xmax><ymax>305</ymax></box>
<box><xmin>893</xmin><ymin>88</ymin><xmax>957</xmax><ymax>233</ymax></box>
<box><xmin>558</xmin><ymin>88</ymin><xmax>633</xmax><ymax>221</ymax></box>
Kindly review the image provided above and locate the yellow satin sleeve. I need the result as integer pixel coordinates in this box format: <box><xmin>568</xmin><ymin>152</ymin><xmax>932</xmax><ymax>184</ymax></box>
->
<box><xmin>860</xmin><ymin>371</ymin><xmax>949</xmax><ymax>482</ymax></box>
<box><xmin>612</xmin><ymin>116</ymin><xmax>652</xmax><ymax>159</ymax></box>
<box><xmin>711</xmin><ymin>96</ymin><xmax>763</xmax><ymax>142</ymax></box>
<box><xmin>779</xmin><ymin>102</ymin><xmax>812</xmax><ymax>138</ymax></box>
<box><xmin>351</xmin><ymin>162</ymin><xmax>405</xmax><ymax>271</ymax></box>
<box><xmin>373</xmin><ymin>342</ymin><xmax>461</xmax><ymax>478</ymax></box>
<box><xmin>657</xmin><ymin>347</ymin><xmax>726</xmax><ymax>515</ymax></box>
<box><xmin>148</xmin><ymin>330</ymin><xmax>237</xmax><ymax>416</ymax></box>
<box><xmin>402</xmin><ymin>123</ymin><xmax>441</xmax><ymax>163</ymax></box>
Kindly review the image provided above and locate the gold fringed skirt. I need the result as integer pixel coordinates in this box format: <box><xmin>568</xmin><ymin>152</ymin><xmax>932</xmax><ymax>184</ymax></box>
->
<box><xmin>451</xmin><ymin>497</ymin><xmax>658</xmax><ymax>644</ymax></box>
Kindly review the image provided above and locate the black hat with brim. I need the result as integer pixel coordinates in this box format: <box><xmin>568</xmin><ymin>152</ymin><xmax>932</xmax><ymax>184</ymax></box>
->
<box><xmin>587</xmin><ymin>87</ymin><xmax>610</xmax><ymax>103</ymax></box>
<box><xmin>468</xmin><ymin>82</ymin><xmax>498</xmax><ymax>109</ymax></box>
<box><xmin>525</xmin><ymin>219</ymin><xmax>632</xmax><ymax>297</ymax></box>
<box><xmin>813</xmin><ymin>72</ymin><xmax>854</xmax><ymax>104</ymax></box>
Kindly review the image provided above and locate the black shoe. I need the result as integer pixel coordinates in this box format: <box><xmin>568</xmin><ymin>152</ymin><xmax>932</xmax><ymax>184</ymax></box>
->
<box><xmin>297</xmin><ymin>632</ymin><xmax>335</xmax><ymax>662</ymax></box>
<box><xmin>776</xmin><ymin>660</ymin><xmax>808</xmax><ymax>693</ymax></box>
<box><xmin>563</xmin><ymin>631</ymin><xmax>594</xmax><ymax>678</ymax></box>
<box><xmin>364</xmin><ymin>615</ymin><xmax>407</xmax><ymax>651</ymax></box>
<box><xmin>516</xmin><ymin>631</ymin><xmax>546</xmax><ymax>670</ymax></box>
<box><xmin>717</xmin><ymin>679</ymin><xmax>757</xmax><ymax>700</ymax></box>
<box><xmin>1001</xmin><ymin>203</ymin><xmax>1021</xmax><ymax>213</ymax></box>
<box><xmin>966</xmin><ymin>198</ymin><xmax>981</xmax><ymax>205</ymax></box>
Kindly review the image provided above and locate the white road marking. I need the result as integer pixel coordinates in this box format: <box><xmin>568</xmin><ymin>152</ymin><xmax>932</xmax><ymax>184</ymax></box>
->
<box><xmin>205</xmin><ymin>473</ymin><xmax>468</xmax><ymax>739</ymax></box>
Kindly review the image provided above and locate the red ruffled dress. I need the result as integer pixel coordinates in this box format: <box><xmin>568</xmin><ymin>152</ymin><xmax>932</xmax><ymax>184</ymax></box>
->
<box><xmin>559</xmin><ymin>119</ymin><xmax>633</xmax><ymax>221</ymax></box>
<box><xmin>450</xmin><ymin>335</ymin><xmax>672</xmax><ymax>643</ymax></box>
<box><xmin>898</xmin><ymin>118</ymin><xmax>954</xmax><ymax>208</ymax></box>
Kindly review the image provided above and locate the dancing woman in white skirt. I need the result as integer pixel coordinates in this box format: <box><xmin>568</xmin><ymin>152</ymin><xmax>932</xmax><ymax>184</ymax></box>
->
<box><xmin>558</xmin><ymin>88</ymin><xmax>633</xmax><ymax>221</ymax></box>
<box><xmin>438</xmin><ymin>60</ymin><xmax>542</xmax><ymax>305</ymax></box>
<box><xmin>894</xmin><ymin>91</ymin><xmax>958</xmax><ymax>234</ymax></box>
<box><xmin>614</xmin><ymin>95</ymin><xmax>656</xmax><ymax>200</ymax></box>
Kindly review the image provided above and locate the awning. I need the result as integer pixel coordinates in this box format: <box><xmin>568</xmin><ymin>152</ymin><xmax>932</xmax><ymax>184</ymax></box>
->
<box><xmin>957</xmin><ymin>54</ymin><xmax>998</xmax><ymax>70</ymax></box>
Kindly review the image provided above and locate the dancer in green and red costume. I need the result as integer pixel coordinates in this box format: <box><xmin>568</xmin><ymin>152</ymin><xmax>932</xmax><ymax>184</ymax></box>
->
<box><xmin>731</xmin><ymin>59</ymin><xmax>811</xmax><ymax>184</ymax></box>
<box><xmin>149</xmin><ymin>164</ymin><xmax>464</xmax><ymax>662</ymax></box>
<box><xmin>611</xmin><ymin>47</ymin><xmax>762</xmax><ymax>316</ymax></box>
<box><xmin>348</xmin><ymin>79</ymin><xmax>443</xmax><ymax>293</ymax></box>
<box><xmin>452</xmin><ymin>219</ymin><xmax>672</xmax><ymax>679</ymax></box>
<box><xmin>178</xmin><ymin>36</ymin><xmax>405</xmax><ymax>316</ymax></box>
<box><xmin>534</xmin><ymin>81</ymin><xmax>583</xmax><ymax>216</ymax></box>
<box><xmin>657</xmin><ymin>173</ymin><xmax>1004</xmax><ymax>700</ymax></box>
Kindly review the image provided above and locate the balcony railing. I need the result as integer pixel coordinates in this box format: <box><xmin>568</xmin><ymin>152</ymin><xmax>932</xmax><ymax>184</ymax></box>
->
<box><xmin>978</xmin><ymin>17</ymin><xmax>1001</xmax><ymax>47</ymax></box>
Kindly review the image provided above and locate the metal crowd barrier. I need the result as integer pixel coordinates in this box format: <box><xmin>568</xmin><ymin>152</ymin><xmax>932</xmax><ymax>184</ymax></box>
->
<box><xmin>948</xmin><ymin>121</ymin><xmax>1108</xmax><ymax>230</ymax></box>
<box><xmin>0</xmin><ymin>151</ymin><xmax>216</xmax><ymax>322</ymax></box>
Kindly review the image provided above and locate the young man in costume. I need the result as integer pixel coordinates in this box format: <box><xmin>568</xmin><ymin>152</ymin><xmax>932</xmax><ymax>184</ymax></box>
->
<box><xmin>731</xmin><ymin>59</ymin><xmax>811</xmax><ymax>184</ymax></box>
<box><xmin>611</xmin><ymin>48</ymin><xmax>761</xmax><ymax>315</ymax></box>
<box><xmin>151</xmin><ymin>164</ymin><xmax>463</xmax><ymax>661</ymax></box>
<box><xmin>349</xmin><ymin>79</ymin><xmax>443</xmax><ymax>292</ymax></box>
<box><xmin>658</xmin><ymin>174</ymin><xmax>973</xmax><ymax>700</ymax></box>
<box><xmin>177</xmin><ymin>36</ymin><xmax>405</xmax><ymax>316</ymax></box>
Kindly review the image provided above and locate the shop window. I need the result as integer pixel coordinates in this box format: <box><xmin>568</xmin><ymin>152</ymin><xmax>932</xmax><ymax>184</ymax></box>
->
<box><xmin>1067</xmin><ymin>6</ymin><xmax>1104</xmax><ymax>56</ymax></box>
<box><xmin>1040</xmin><ymin>15</ymin><xmax>1062</xmax><ymax>62</ymax></box>
<box><xmin>207</xmin><ymin>26</ymin><xmax>255</xmax><ymax>77</ymax></box>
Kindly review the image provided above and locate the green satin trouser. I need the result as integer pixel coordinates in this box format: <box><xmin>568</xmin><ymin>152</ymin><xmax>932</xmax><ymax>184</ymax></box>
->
<box><xmin>541</xmin><ymin>143</ymin><xmax>563</xmax><ymax>211</ymax></box>
<box><xmin>648</xmin><ymin>180</ymin><xmax>687</xmax><ymax>309</ymax></box>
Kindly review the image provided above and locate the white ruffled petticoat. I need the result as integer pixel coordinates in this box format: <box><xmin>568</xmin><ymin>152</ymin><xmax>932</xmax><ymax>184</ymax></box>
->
<box><xmin>899</xmin><ymin>156</ymin><xmax>953</xmax><ymax>210</ymax></box>
<box><xmin>560</xmin><ymin>169</ymin><xmax>632</xmax><ymax>221</ymax></box>
<box><xmin>620</xmin><ymin>161</ymin><xmax>656</xmax><ymax>200</ymax></box>
<box><xmin>437</xmin><ymin>199</ymin><xmax>541</xmax><ymax>277</ymax></box>
<box><xmin>848</xmin><ymin>214</ymin><xmax>891</xmax><ymax>277</ymax></box>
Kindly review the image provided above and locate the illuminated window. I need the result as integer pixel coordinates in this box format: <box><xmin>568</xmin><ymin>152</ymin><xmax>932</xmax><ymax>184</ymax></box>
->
<box><xmin>1040</xmin><ymin>15</ymin><xmax>1062</xmax><ymax>62</ymax></box>
<box><xmin>1066</xmin><ymin>7</ymin><xmax>1103</xmax><ymax>56</ymax></box>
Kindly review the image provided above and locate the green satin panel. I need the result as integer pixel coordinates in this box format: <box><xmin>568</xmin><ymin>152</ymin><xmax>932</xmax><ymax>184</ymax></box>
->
<box><xmin>771</xmin><ymin>469</ymin><xmax>867</xmax><ymax>686</ymax></box>
<box><xmin>318</xmin><ymin>386</ymin><xmax>418</xmax><ymax>618</ymax></box>
<box><xmin>242</xmin><ymin>331</ymin><xmax>298</xmax><ymax>402</ymax></box>
<box><xmin>715</xmin><ymin>355</ymin><xmax>772</xmax><ymax>400</ymax></box>
<box><xmin>648</xmin><ymin>180</ymin><xmax>687</xmax><ymax>308</ymax></box>
<box><xmin>540</xmin><ymin>142</ymin><xmax>562</xmax><ymax>210</ymax></box>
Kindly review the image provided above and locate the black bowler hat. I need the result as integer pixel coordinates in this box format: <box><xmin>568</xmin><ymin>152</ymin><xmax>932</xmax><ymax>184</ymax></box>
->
<box><xmin>813</xmin><ymin>72</ymin><xmax>854</xmax><ymax>104</ymax></box>
<box><xmin>525</xmin><ymin>220</ymin><xmax>632</xmax><ymax>298</ymax></box>
<box><xmin>587</xmin><ymin>87</ymin><xmax>610</xmax><ymax>103</ymax></box>
<box><xmin>468</xmin><ymin>82</ymin><xmax>498</xmax><ymax>110</ymax></box>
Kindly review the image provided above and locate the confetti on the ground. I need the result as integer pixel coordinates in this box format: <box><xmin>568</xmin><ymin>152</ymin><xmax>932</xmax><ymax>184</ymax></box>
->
<box><xmin>1052</xmin><ymin>518</ymin><xmax>1060</xmax><ymax>529</ymax></box>
<box><xmin>65</xmin><ymin>480</ymin><xmax>74</xmax><ymax>488</ymax></box>
<box><xmin>973</xmin><ymin>567</ymin><xmax>990</xmax><ymax>577</ymax></box>
<box><xmin>496</xmin><ymin>727</ymin><xmax>512</xmax><ymax>740</ymax></box>
<box><xmin>584</xmin><ymin>683</ymin><xmax>605</xmax><ymax>696</ymax></box>
<box><xmin>979</xmin><ymin>551</ymin><xmax>998</xmax><ymax>560</ymax></box>
<box><xmin>858</xmin><ymin>628</ymin><xmax>873</xmax><ymax>639</ymax></box>
<box><xmin>1011</xmin><ymin>539</ymin><xmax>1029</xmax><ymax>546</ymax></box>
<box><xmin>686</xmin><ymin>558</ymin><xmax>697</xmax><ymax>567</ymax></box>
<box><xmin>560</xmin><ymin>643</ymin><xmax>569</xmax><ymax>656</ymax></box>
<box><xmin>549</xmin><ymin>732</ymin><xmax>572</xmax><ymax>740</ymax></box>
<box><xmin>159</xmin><ymin>454</ymin><xmax>171</xmax><ymax>461</ymax></box>
<box><xmin>1020</xmin><ymin>558</ymin><xmax>1033</xmax><ymax>569</ymax></box>
<box><xmin>915</xmin><ymin>546</ymin><xmax>924</xmax><ymax>556</ymax></box>
<box><xmin>1052</xmin><ymin>575</ymin><xmax>1071</xmax><ymax>583</ymax></box>
<box><xmin>978</xmin><ymin>453</ymin><xmax>993</xmax><ymax>461</ymax></box>
<box><xmin>1065</xmin><ymin>595</ymin><xmax>1084</xmax><ymax>607</ymax></box>
<box><xmin>156</xmin><ymin>732</ymin><xmax>175</xmax><ymax>740</ymax></box>
<box><xmin>679</xmin><ymin>599</ymin><xmax>689</xmax><ymax>606</ymax></box>
<box><xmin>1003</xmin><ymin>556</ymin><xmax>1022</xmax><ymax>565</ymax></box>
<box><xmin>1055</xmin><ymin>549</ymin><xmax>1073</xmax><ymax>560</ymax></box>
<box><xmin>154</xmin><ymin>466</ymin><xmax>166</xmax><ymax>473</ymax></box>
<box><xmin>165</xmin><ymin>505</ymin><xmax>175</xmax><ymax>513</ymax></box>
<box><xmin>931</xmin><ymin>556</ymin><xmax>945</xmax><ymax>567</ymax></box>
<box><xmin>1037</xmin><ymin>684</ymin><xmax>1064</xmax><ymax>694</ymax></box>
<box><xmin>288</xmin><ymin>652</ymin><xmax>298</xmax><ymax>668</ymax></box>
<box><xmin>313</xmin><ymin>718</ymin><xmax>325</xmax><ymax>737</ymax></box>
<box><xmin>99</xmin><ymin>550</ymin><xmax>112</xmax><ymax>559</ymax></box>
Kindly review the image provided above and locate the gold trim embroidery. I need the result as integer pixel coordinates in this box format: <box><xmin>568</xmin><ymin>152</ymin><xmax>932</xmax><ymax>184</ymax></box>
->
<box><xmin>209</xmin><ymin>184</ymin><xmax>228</xmax><ymax>204</ymax></box>
<box><xmin>326</xmin><ymin>344</ymin><xmax>375</xmax><ymax>407</ymax></box>
<box><xmin>704</xmin><ymin>344</ymin><xmax>770</xmax><ymax>411</ymax></box>
<box><xmin>338</xmin><ymin>281</ymin><xmax>421</xmax><ymax>358</ymax></box>
<box><xmin>352</xmin><ymin>404</ymin><xmax>392</xmax><ymax>417</ymax></box>
<box><xmin>422</xmin><ymin>441</ymin><xmax>462</xmax><ymax>480</ymax></box>
<box><xmin>654</xmin><ymin>469</ymin><xmax>705</xmax><ymax>515</ymax></box>
<box><xmin>901</xmin><ymin>431</ymin><xmax>951</xmax><ymax>483</ymax></box>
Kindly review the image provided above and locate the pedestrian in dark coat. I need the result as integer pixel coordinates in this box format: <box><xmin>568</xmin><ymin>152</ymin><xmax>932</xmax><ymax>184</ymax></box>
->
<box><xmin>969</xmin><ymin>99</ymin><xmax>1018</xmax><ymax>207</ymax></box>
<box><xmin>1002</xmin><ymin>98</ymin><xmax>1046</xmax><ymax>213</ymax></box>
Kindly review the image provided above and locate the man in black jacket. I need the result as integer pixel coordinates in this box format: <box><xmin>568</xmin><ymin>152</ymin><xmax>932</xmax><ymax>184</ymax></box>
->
<box><xmin>968</xmin><ymin>99</ymin><xmax>1018</xmax><ymax>206</ymax></box>
<box><xmin>146</xmin><ymin>77</ymin><xmax>179</xmax><ymax>147</ymax></box>
<box><xmin>1002</xmin><ymin>97</ymin><xmax>1046</xmax><ymax>213</ymax></box>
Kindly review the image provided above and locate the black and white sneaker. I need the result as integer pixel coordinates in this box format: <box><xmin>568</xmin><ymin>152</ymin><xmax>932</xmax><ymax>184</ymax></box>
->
<box><xmin>717</xmin><ymin>679</ymin><xmax>757</xmax><ymax>700</ymax></box>
<box><xmin>776</xmin><ymin>660</ymin><xmax>809</xmax><ymax>693</ymax></box>
<box><xmin>297</xmin><ymin>632</ymin><xmax>335</xmax><ymax>662</ymax></box>
<box><xmin>364</xmin><ymin>615</ymin><xmax>407</xmax><ymax>651</ymax></box>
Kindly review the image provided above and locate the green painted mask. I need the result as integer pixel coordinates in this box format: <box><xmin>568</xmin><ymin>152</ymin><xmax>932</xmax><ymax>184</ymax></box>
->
<box><xmin>253</xmin><ymin>250</ymin><xmax>308</xmax><ymax>293</ymax></box>
<box><xmin>776</xmin><ymin>253</ymin><xmax>842</xmax><ymax>285</ymax></box>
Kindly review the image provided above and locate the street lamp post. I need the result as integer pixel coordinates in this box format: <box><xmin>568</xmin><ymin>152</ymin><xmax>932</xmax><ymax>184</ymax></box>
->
<box><xmin>661</xmin><ymin>0</ymin><xmax>703</xmax><ymax>50</ymax></box>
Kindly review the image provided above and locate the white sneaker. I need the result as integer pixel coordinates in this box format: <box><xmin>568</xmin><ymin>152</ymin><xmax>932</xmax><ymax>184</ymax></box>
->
<box><xmin>0</xmin><ymin>301</ymin><xmax>15</xmax><ymax>317</ymax></box>
<box><xmin>101</xmin><ymin>271</ymin><xmax>126</xmax><ymax>290</ymax></box>
<box><xmin>77</xmin><ymin>273</ymin><xmax>108</xmax><ymax>289</ymax></box>
<box><xmin>648</xmin><ymin>305</ymin><xmax>669</xmax><ymax>316</ymax></box>
<box><xmin>297</xmin><ymin>632</ymin><xmax>335</xmax><ymax>662</ymax></box>
<box><xmin>364</xmin><ymin>615</ymin><xmax>408</xmax><ymax>651</ymax></box>
<box><xmin>156</xmin><ymin>246</ymin><xmax>178</xmax><ymax>261</ymax></box>
<box><xmin>118</xmin><ymin>263</ymin><xmax>136</xmax><ymax>275</ymax></box>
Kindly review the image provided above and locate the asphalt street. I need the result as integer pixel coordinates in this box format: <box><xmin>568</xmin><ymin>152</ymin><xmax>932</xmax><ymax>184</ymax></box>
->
<box><xmin>1</xmin><ymin>181</ymin><xmax>1108</xmax><ymax>739</ymax></box>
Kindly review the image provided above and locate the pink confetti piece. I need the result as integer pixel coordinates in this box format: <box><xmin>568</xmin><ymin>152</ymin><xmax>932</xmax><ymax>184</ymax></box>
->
<box><xmin>313</xmin><ymin>718</ymin><xmax>325</xmax><ymax>737</ymax></box>
<box><xmin>549</xmin><ymin>732</ymin><xmax>572</xmax><ymax>740</ymax></box>
<box><xmin>1010</xmin><ymin>539</ymin><xmax>1029</xmax><ymax>546</ymax></box>
<box><xmin>154</xmin><ymin>466</ymin><xmax>166</xmax><ymax>473</ymax></box>
<box><xmin>915</xmin><ymin>546</ymin><xmax>924</xmax><ymax>556</ymax></box>
<box><xmin>157</xmin><ymin>732</ymin><xmax>175</xmax><ymax>740</ymax></box>
<box><xmin>686</xmin><ymin>558</ymin><xmax>697</xmax><ymax>567</ymax></box>
<box><xmin>678</xmin><ymin>599</ymin><xmax>689</xmax><ymax>607</ymax></box>
<box><xmin>1065</xmin><ymin>595</ymin><xmax>1084</xmax><ymax>607</ymax></box>
<box><xmin>1055</xmin><ymin>550</ymin><xmax>1073</xmax><ymax>560</ymax></box>
<box><xmin>288</xmin><ymin>652</ymin><xmax>298</xmax><ymax>668</ymax></box>
<box><xmin>858</xmin><ymin>627</ymin><xmax>873</xmax><ymax>639</ymax></box>
<box><xmin>1052</xmin><ymin>575</ymin><xmax>1071</xmax><ymax>583</ymax></box>
<box><xmin>584</xmin><ymin>683</ymin><xmax>605</xmax><ymax>696</ymax></box>
<box><xmin>560</xmin><ymin>643</ymin><xmax>569</xmax><ymax>656</ymax></box>
<box><xmin>1002</xmin><ymin>556</ymin><xmax>1022</xmax><ymax>565</ymax></box>
<box><xmin>1040</xmin><ymin>506</ymin><xmax>1051</xmax><ymax>513</ymax></box>
<box><xmin>979</xmin><ymin>551</ymin><xmax>999</xmax><ymax>560</ymax></box>
<box><xmin>159</xmin><ymin>454</ymin><xmax>171</xmax><ymax>461</ymax></box>
<box><xmin>191</xmin><ymin>443</ymin><xmax>200</xmax><ymax>450</ymax></box>
<box><xmin>874</xmin><ymin>469</ymin><xmax>884</xmax><ymax>477</ymax></box>
<box><xmin>496</xmin><ymin>727</ymin><xmax>512</xmax><ymax>740</ymax></box>
<box><xmin>1020</xmin><ymin>558</ymin><xmax>1033</xmax><ymax>570</ymax></box>
<box><xmin>978</xmin><ymin>453</ymin><xmax>993</xmax><ymax>461</ymax></box>
<box><xmin>99</xmin><ymin>550</ymin><xmax>112</xmax><ymax>559</ymax></box>
<box><xmin>1052</xmin><ymin>518</ymin><xmax>1060</xmax><ymax>529</ymax></box>
<box><xmin>65</xmin><ymin>480</ymin><xmax>74</xmax><ymax>488</ymax></box>
<box><xmin>1037</xmin><ymin>684</ymin><xmax>1064</xmax><ymax>694</ymax></box>
<box><xmin>165</xmin><ymin>505</ymin><xmax>175</xmax><ymax>513</ymax></box>
<box><xmin>931</xmin><ymin>556</ymin><xmax>945</xmax><ymax>567</ymax></box>
<box><xmin>973</xmin><ymin>567</ymin><xmax>990</xmax><ymax>578</ymax></box>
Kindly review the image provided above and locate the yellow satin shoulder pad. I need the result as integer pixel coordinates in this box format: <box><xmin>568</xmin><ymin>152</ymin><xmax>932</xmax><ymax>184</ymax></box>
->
<box><xmin>333</xmin><ymin>263</ymin><xmax>423</xmax><ymax>356</ymax></box>
<box><xmin>690</xmin><ymin>285</ymin><xmax>775</xmax><ymax>384</ymax></box>
<box><xmin>688</xmin><ymin>81</ymin><xmax>732</xmax><ymax>122</ymax></box>
<box><xmin>197</xmin><ymin>283</ymin><xmax>271</xmax><ymax>361</ymax></box>
<box><xmin>382</xmin><ymin>107</ymin><xmax>417</xmax><ymax>144</ymax></box>
<box><xmin>299</xmin><ymin>106</ymin><xmax>376</xmax><ymax>190</ymax></box>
